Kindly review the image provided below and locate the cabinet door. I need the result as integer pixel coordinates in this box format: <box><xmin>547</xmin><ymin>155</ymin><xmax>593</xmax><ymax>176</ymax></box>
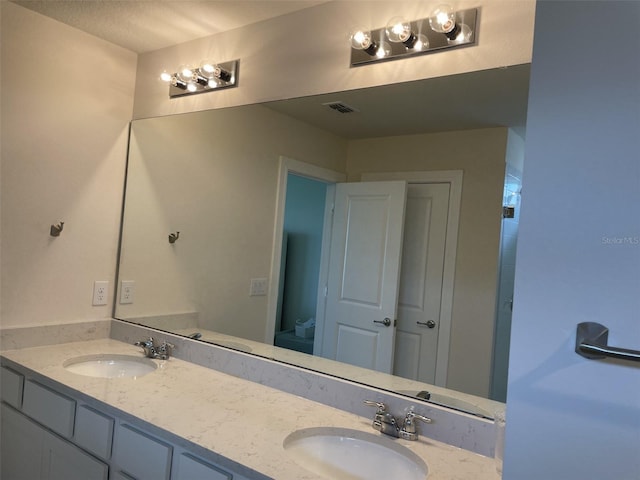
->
<box><xmin>42</xmin><ymin>429</ymin><xmax>109</xmax><ymax>480</ymax></box>
<box><xmin>0</xmin><ymin>403</ymin><xmax>44</xmax><ymax>480</ymax></box>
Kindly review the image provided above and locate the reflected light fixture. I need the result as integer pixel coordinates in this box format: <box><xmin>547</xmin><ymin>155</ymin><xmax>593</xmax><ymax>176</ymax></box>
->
<box><xmin>349</xmin><ymin>5</ymin><xmax>476</xmax><ymax>67</ymax></box>
<box><xmin>160</xmin><ymin>59</ymin><xmax>239</xmax><ymax>98</ymax></box>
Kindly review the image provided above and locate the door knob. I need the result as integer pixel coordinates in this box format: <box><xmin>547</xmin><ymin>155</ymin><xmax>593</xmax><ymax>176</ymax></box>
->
<box><xmin>374</xmin><ymin>318</ymin><xmax>392</xmax><ymax>327</ymax></box>
<box><xmin>417</xmin><ymin>320</ymin><xmax>437</xmax><ymax>328</ymax></box>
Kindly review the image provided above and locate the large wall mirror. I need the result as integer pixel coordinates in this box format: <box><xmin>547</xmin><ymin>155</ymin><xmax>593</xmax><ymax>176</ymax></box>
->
<box><xmin>115</xmin><ymin>64</ymin><xmax>530</xmax><ymax>418</ymax></box>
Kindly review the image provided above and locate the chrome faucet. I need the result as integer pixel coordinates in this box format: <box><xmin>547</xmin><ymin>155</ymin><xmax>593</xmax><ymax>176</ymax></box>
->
<box><xmin>364</xmin><ymin>400</ymin><xmax>432</xmax><ymax>441</ymax></box>
<box><xmin>134</xmin><ymin>337</ymin><xmax>175</xmax><ymax>360</ymax></box>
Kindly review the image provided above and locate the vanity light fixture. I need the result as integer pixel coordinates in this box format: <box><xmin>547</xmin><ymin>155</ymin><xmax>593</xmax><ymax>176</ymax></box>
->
<box><xmin>160</xmin><ymin>59</ymin><xmax>239</xmax><ymax>98</ymax></box>
<box><xmin>349</xmin><ymin>5</ymin><xmax>476</xmax><ymax>67</ymax></box>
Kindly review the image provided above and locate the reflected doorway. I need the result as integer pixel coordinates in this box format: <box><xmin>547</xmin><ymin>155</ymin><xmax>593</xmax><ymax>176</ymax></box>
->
<box><xmin>274</xmin><ymin>173</ymin><xmax>328</xmax><ymax>354</ymax></box>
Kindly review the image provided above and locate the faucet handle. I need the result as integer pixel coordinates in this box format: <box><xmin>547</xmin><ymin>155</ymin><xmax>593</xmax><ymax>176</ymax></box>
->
<box><xmin>156</xmin><ymin>341</ymin><xmax>175</xmax><ymax>359</ymax></box>
<box><xmin>134</xmin><ymin>337</ymin><xmax>154</xmax><ymax>348</ymax></box>
<box><xmin>400</xmin><ymin>409</ymin><xmax>432</xmax><ymax>440</ymax></box>
<box><xmin>404</xmin><ymin>410</ymin><xmax>432</xmax><ymax>426</ymax></box>
<box><xmin>364</xmin><ymin>400</ymin><xmax>387</xmax><ymax>413</ymax></box>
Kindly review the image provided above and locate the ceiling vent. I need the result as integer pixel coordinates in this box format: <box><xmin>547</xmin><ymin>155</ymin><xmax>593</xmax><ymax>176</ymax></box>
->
<box><xmin>323</xmin><ymin>101</ymin><xmax>359</xmax><ymax>114</ymax></box>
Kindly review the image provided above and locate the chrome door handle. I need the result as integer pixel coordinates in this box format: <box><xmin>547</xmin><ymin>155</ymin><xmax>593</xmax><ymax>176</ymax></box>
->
<box><xmin>576</xmin><ymin>322</ymin><xmax>640</xmax><ymax>362</ymax></box>
<box><xmin>374</xmin><ymin>318</ymin><xmax>392</xmax><ymax>327</ymax></box>
<box><xmin>417</xmin><ymin>320</ymin><xmax>437</xmax><ymax>328</ymax></box>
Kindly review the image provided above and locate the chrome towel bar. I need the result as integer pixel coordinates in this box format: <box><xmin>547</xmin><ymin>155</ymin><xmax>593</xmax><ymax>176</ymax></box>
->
<box><xmin>575</xmin><ymin>322</ymin><xmax>640</xmax><ymax>362</ymax></box>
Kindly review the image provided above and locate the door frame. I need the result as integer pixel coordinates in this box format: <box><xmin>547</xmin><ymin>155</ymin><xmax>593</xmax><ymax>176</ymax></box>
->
<box><xmin>264</xmin><ymin>156</ymin><xmax>346</xmax><ymax>343</ymax></box>
<box><xmin>361</xmin><ymin>170</ymin><xmax>463</xmax><ymax>387</ymax></box>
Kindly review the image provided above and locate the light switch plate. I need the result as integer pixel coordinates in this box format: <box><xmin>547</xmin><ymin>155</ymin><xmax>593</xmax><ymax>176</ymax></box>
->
<box><xmin>249</xmin><ymin>278</ymin><xmax>268</xmax><ymax>296</ymax></box>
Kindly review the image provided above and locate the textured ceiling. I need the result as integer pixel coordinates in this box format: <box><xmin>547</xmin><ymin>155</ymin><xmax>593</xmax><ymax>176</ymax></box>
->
<box><xmin>11</xmin><ymin>0</ymin><xmax>327</xmax><ymax>53</ymax></box>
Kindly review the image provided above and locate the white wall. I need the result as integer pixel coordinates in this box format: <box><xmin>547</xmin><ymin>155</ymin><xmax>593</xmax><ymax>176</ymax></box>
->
<box><xmin>133</xmin><ymin>0</ymin><xmax>535</xmax><ymax>119</ymax></box>
<box><xmin>505</xmin><ymin>2</ymin><xmax>640</xmax><ymax>478</ymax></box>
<box><xmin>0</xmin><ymin>3</ymin><xmax>137</xmax><ymax>328</ymax></box>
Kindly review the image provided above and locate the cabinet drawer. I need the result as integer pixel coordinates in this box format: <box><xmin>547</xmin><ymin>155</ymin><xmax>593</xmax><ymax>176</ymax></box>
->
<box><xmin>174</xmin><ymin>453</ymin><xmax>233</xmax><ymax>480</ymax></box>
<box><xmin>22</xmin><ymin>380</ymin><xmax>75</xmax><ymax>438</ymax></box>
<box><xmin>75</xmin><ymin>405</ymin><xmax>114</xmax><ymax>460</ymax></box>
<box><xmin>0</xmin><ymin>366</ymin><xmax>24</xmax><ymax>408</ymax></box>
<box><xmin>114</xmin><ymin>424</ymin><xmax>172</xmax><ymax>480</ymax></box>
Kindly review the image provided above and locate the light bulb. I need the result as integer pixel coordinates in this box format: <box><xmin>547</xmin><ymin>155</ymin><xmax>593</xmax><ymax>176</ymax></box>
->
<box><xmin>410</xmin><ymin>34</ymin><xmax>430</xmax><ymax>51</ymax></box>
<box><xmin>350</xmin><ymin>28</ymin><xmax>378</xmax><ymax>56</ymax></box>
<box><xmin>375</xmin><ymin>41</ymin><xmax>392</xmax><ymax>59</ymax></box>
<box><xmin>200</xmin><ymin>60</ymin><xmax>216</xmax><ymax>75</ymax></box>
<box><xmin>385</xmin><ymin>17</ymin><xmax>416</xmax><ymax>47</ymax></box>
<box><xmin>447</xmin><ymin>23</ymin><xmax>472</xmax><ymax>44</ymax></box>
<box><xmin>186</xmin><ymin>82</ymin><xmax>197</xmax><ymax>92</ymax></box>
<box><xmin>159</xmin><ymin>70</ymin><xmax>172</xmax><ymax>82</ymax></box>
<box><xmin>429</xmin><ymin>4</ymin><xmax>457</xmax><ymax>35</ymax></box>
<box><xmin>177</xmin><ymin>65</ymin><xmax>194</xmax><ymax>83</ymax></box>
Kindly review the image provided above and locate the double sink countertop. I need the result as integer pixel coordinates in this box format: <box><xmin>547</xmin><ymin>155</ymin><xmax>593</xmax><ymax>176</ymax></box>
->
<box><xmin>1</xmin><ymin>338</ymin><xmax>500</xmax><ymax>480</ymax></box>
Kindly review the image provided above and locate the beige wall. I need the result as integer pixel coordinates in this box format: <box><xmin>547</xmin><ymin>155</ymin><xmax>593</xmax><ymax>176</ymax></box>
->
<box><xmin>133</xmin><ymin>0</ymin><xmax>535</xmax><ymax>119</ymax></box>
<box><xmin>347</xmin><ymin>128</ymin><xmax>507</xmax><ymax>397</ymax></box>
<box><xmin>118</xmin><ymin>105</ymin><xmax>347</xmax><ymax>341</ymax></box>
<box><xmin>0</xmin><ymin>3</ymin><xmax>137</xmax><ymax>327</ymax></box>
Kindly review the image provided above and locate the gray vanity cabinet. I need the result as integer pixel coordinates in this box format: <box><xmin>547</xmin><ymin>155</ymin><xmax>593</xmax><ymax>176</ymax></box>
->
<box><xmin>1</xmin><ymin>369</ymin><xmax>109</xmax><ymax>480</ymax></box>
<box><xmin>0</xmin><ymin>403</ymin><xmax>108</xmax><ymax>480</ymax></box>
<box><xmin>0</xmin><ymin>364</ymin><xmax>254</xmax><ymax>480</ymax></box>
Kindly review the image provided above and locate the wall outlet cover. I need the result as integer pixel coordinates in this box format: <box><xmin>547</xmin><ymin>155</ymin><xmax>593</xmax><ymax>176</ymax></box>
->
<box><xmin>92</xmin><ymin>281</ymin><xmax>109</xmax><ymax>306</ymax></box>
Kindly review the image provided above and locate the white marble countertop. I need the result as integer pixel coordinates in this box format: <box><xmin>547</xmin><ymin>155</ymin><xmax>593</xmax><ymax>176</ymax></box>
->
<box><xmin>1</xmin><ymin>339</ymin><xmax>500</xmax><ymax>480</ymax></box>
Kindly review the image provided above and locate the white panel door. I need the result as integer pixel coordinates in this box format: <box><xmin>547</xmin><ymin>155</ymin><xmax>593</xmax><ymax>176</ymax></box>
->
<box><xmin>321</xmin><ymin>181</ymin><xmax>407</xmax><ymax>373</ymax></box>
<box><xmin>393</xmin><ymin>183</ymin><xmax>450</xmax><ymax>384</ymax></box>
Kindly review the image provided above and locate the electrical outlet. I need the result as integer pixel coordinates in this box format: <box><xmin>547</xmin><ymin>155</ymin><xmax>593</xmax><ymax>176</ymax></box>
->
<box><xmin>92</xmin><ymin>281</ymin><xmax>108</xmax><ymax>306</ymax></box>
<box><xmin>249</xmin><ymin>278</ymin><xmax>268</xmax><ymax>296</ymax></box>
<box><xmin>120</xmin><ymin>280</ymin><xmax>135</xmax><ymax>304</ymax></box>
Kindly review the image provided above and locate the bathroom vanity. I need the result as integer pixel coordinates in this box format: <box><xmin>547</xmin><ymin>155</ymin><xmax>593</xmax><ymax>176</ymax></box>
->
<box><xmin>1</xmin><ymin>337</ymin><xmax>500</xmax><ymax>480</ymax></box>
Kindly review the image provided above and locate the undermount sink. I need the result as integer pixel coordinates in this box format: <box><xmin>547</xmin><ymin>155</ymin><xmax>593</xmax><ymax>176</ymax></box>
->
<box><xmin>283</xmin><ymin>427</ymin><xmax>428</xmax><ymax>480</ymax></box>
<box><xmin>63</xmin><ymin>354</ymin><xmax>157</xmax><ymax>379</ymax></box>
